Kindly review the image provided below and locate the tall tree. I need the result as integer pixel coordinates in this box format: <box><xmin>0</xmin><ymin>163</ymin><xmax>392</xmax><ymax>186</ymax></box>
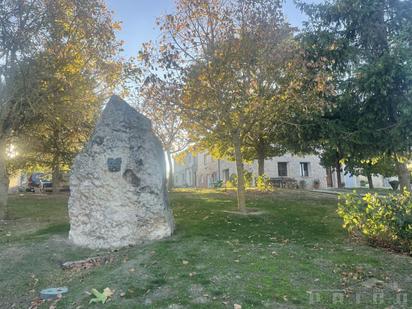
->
<box><xmin>0</xmin><ymin>0</ymin><xmax>47</xmax><ymax>217</ymax></box>
<box><xmin>298</xmin><ymin>0</ymin><xmax>412</xmax><ymax>191</ymax></box>
<box><xmin>16</xmin><ymin>0</ymin><xmax>122</xmax><ymax>193</ymax></box>
<box><xmin>140</xmin><ymin>0</ymin><xmax>294</xmax><ymax>211</ymax></box>
<box><xmin>228</xmin><ymin>4</ymin><xmax>296</xmax><ymax>176</ymax></box>
<box><xmin>0</xmin><ymin>0</ymin><xmax>122</xmax><ymax>213</ymax></box>
<box><xmin>198</xmin><ymin>12</ymin><xmax>296</xmax><ymax>176</ymax></box>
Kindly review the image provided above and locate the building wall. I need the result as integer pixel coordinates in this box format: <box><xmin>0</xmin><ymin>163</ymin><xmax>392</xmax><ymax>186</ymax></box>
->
<box><xmin>219</xmin><ymin>159</ymin><xmax>238</xmax><ymax>183</ymax></box>
<box><xmin>174</xmin><ymin>153</ymin><xmax>197</xmax><ymax>187</ymax></box>
<box><xmin>173</xmin><ymin>152</ymin><xmax>397</xmax><ymax>190</ymax></box>
<box><xmin>196</xmin><ymin>152</ymin><xmax>220</xmax><ymax>188</ymax></box>
<box><xmin>175</xmin><ymin>152</ymin><xmax>330</xmax><ymax>189</ymax></box>
<box><xmin>254</xmin><ymin>154</ymin><xmax>329</xmax><ymax>189</ymax></box>
<box><xmin>195</xmin><ymin>152</ymin><xmax>256</xmax><ymax>188</ymax></box>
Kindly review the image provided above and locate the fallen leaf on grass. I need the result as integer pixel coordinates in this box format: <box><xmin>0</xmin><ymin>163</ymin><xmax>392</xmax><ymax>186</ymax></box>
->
<box><xmin>32</xmin><ymin>279</ymin><xmax>39</xmax><ymax>287</ymax></box>
<box><xmin>234</xmin><ymin>304</ymin><xmax>242</xmax><ymax>309</ymax></box>
<box><xmin>89</xmin><ymin>287</ymin><xmax>114</xmax><ymax>304</ymax></box>
<box><xmin>29</xmin><ymin>298</ymin><xmax>45</xmax><ymax>309</ymax></box>
<box><xmin>103</xmin><ymin>288</ymin><xmax>114</xmax><ymax>297</ymax></box>
<box><xmin>182</xmin><ymin>260</ymin><xmax>189</xmax><ymax>265</ymax></box>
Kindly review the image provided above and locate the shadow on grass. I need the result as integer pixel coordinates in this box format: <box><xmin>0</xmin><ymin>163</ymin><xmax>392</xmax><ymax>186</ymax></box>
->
<box><xmin>33</xmin><ymin>223</ymin><xmax>70</xmax><ymax>236</ymax></box>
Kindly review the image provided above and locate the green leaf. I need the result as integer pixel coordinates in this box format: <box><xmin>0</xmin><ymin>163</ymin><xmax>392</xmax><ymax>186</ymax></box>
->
<box><xmin>89</xmin><ymin>287</ymin><xmax>113</xmax><ymax>304</ymax></box>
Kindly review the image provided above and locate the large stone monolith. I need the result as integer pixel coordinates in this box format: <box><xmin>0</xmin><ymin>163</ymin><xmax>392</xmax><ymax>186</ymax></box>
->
<box><xmin>68</xmin><ymin>95</ymin><xmax>174</xmax><ymax>249</ymax></box>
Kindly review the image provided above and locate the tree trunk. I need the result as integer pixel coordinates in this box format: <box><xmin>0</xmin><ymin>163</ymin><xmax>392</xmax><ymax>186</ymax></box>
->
<box><xmin>52</xmin><ymin>163</ymin><xmax>61</xmax><ymax>194</ymax></box>
<box><xmin>367</xmin><ymin>173</ymin><xmax>374</xmax><ymax>189</ymax></box>
<box><xmin>257</xmin><ymin>145</ymin><xmax>265</xmax><ymax>177</ymax></box>
<box><xmin>166</xmin><ymin>150</ymin><xmax>174</xmax><ymax>190</ymax></box>
<box><xmin>233</xmin><ymin>132</ymin><xmax>246</xmax><ymax>213</ymax></box>
<box><xmin>326</xmin><ymin>167</ymin><xmax>333</xmax><ymax>187</ymax></box>
<box><xmin>335</xmin><ymin>161</ymin><xmax>343</xmax><ymax>188</ymax></box>
<box><xmin>397</xmin><ymin>161</ymin><xmax>410</xmax><ymax>192</ymax></box>
<box><xmin>0</xmin><ymin>140</ymin><xmax>9</xmax><ymax>219</ymax></box>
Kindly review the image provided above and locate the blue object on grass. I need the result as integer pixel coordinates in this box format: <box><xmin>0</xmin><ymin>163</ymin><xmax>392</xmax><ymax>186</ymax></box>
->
<box><xmin>40</xmin><ymin>287</ymin><xmax>68</xmax><ymax>300</ymax></box>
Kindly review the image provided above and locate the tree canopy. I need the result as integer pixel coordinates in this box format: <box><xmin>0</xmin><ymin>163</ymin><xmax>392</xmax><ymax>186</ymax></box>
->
<box><xmin>284</xmin><ymin>0</ymin><xmax>412</xmax><ymax>190</ymax></box>
<box><xmin>139</xmin><ymin>0</ymin><xmax>304</xmax><ymax>210</ymax></box>
<box><xmin>0</xmin><ymin>0</ymin><xmax>123</xmax><ymax>213</ymax></box>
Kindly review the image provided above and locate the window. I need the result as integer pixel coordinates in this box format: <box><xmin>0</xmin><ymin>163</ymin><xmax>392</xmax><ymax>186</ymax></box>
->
<box><xmin>278</xmin><ymin>162</ymin><xmax>288</xmax><ymax>177</ymax></box>
<box><xmin>223</xmin><ymin>169</ymin><xmax>230</xmax><ymax>182</ymax></box>
<box><xmin>300</xmin><ymin>162</ymin><xmax>309</xmax><ymax>177</ymax></box>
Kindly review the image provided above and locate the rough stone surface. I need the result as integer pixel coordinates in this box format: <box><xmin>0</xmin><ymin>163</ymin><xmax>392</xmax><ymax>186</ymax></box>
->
<box><xmin>68</xmin><ymin>95</ymin><xmax>174</xmax><ymax>249</ymax></box>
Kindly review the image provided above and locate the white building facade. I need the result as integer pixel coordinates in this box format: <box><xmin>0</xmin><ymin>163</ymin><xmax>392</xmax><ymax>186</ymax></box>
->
<box><xmin>174</xmin><ymin>151</ymin><xmax>393</xmax><ymax>190</ymax></box>
<box><xmin>174</xmin><ymin>152</ymin><xmax>197</xmax><ymax>187</ymax></box>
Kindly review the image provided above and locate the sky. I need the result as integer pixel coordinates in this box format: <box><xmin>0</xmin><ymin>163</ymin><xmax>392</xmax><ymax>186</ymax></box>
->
<box><xmin>105</xmin><ymin>0</ymin><xmax>313</xmax><ymax>59</ymax></box>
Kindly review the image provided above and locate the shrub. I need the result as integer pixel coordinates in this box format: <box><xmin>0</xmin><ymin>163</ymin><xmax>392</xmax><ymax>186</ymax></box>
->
<box><xmin>229</xmin><ymin>171</ymin><xmax>253</xmax><ymax>188</ymax></box>
<box><xmin>225</xmin><ymin>180</ymin><xmax>235</xmax><ymax>189</ymax></box>
<box><xmin>299</xmin><ymin>180</ymin><xmax>307</xmax><ymax>189</ymax></box>
<box><xmin>213</xmin><ymin>180</ymin><xmax>223</xmax><ymax>188</ymax></box>
<box><xmin>337</xmin><ymin>191</ymin><xmax>412</xmax><ymax>254</ymax></box>
<box><xmin>389</xmin><ymin>180</ymin><xmax>399</xmax><ymax>191</ymax></box>
<box><xmin>256</xmin><ymin>174</ymin><xmax>271</xmax><ymax>191</ymax></box>
<box><xmin>243</xmin><ymin>171</ymin><xmax>253</xmax><ymax>188</ymax></box>
<box><xmin>360</xmin><ymin>180</ymin><xmax>367</xmax><ymax>187</ymax></box>
<box><xmin>313</xmin><ymin>179</ymin><xmax>320</xmax><ymax>189</ymax></box>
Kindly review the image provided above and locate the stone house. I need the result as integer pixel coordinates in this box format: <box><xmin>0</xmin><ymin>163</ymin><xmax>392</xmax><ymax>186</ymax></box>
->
<box><xmin>174</xmin><ymin>152</ymin><xmax>198</xmax><ymax>187</ymax></box>
<box><xmin>252</xmin><ymin>153</ymin><xmax>330</xmax><ymax>189</ymax></box>
<box><xmin>174</xmin><ymin>151</ymin><xmax>394</xmax><ymax>189</ymax></box>
<box><xmin>174</xmin><ymin>151</ymin><xmax>331</xmax><ymax>189</ymax></box>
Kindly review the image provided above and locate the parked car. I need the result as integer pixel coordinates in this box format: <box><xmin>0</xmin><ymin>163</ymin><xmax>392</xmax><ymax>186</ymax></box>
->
<box><xmin>23</xmin><ymin>171</ymin><xmax>70</xmax><ymax>193</ymax></box>
<box><xmin>27</xmin><ymin>173</ymin><xmax>44</xmax><ymax>192</ymax></box>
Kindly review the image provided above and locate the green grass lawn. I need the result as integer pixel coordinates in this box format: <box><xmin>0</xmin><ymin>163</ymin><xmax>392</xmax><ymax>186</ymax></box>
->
<box><xmin>1</xmin><ymin>190</ymin><xmax>411</xmax><ymax>308</ymax></box>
